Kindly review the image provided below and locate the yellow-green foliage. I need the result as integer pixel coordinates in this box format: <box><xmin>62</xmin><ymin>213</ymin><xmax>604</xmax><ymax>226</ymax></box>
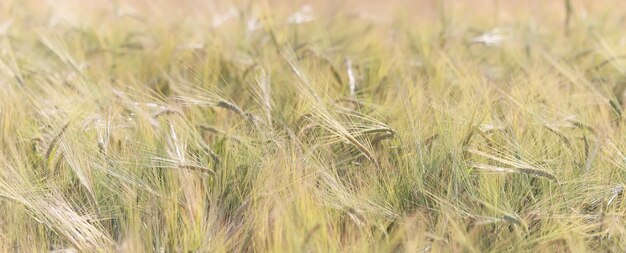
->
<box><xmin>1</xmin><ymin>0</ymin><xmax>626</xmax><ymax>252</ymax></box>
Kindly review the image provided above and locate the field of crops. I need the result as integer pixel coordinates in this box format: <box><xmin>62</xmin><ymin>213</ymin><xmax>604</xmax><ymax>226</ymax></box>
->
<box><xmin>1</xmin><ymin>0</ymin><xmax>626</xmax><ymax>252</ymax></box>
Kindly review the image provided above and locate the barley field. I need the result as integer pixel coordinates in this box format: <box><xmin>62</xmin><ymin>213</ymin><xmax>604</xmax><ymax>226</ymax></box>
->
<box><xmin>1</xmin><ymin>0</ymin><xmax>626</xmax><ymax>252</ymax></box>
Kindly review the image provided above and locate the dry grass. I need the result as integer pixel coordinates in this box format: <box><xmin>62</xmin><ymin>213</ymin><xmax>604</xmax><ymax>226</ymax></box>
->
<box><xmin>1</xmin><ymin>0</ymin><xmax>626</xmax><ymax>252</ymax></box>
